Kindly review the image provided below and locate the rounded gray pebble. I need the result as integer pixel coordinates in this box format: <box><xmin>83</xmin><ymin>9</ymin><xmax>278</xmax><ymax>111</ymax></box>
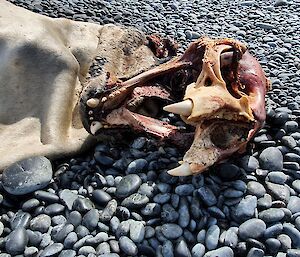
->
<box><xmin>119</xmin><ymin>236</ymin><xmax>138</xmax><ymax>256</ymax></box>
<box><xmin>2</xmin><ymin>156</ymin><xmax>53</xmax><ymax>195</ymax></box>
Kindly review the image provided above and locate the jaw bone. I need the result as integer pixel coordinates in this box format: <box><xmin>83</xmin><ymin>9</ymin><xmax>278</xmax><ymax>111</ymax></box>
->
<box><xmin>163</xmin><ymin>99</ymin><xmax>193</xmax><ymax>117</ymax></box>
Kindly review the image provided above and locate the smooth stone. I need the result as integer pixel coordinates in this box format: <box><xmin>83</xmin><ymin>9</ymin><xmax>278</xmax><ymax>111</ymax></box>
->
<box><xmin>94</xmin><ymin>152</ymin><xmax>114</xmax><ymax>166</ymax></box>
<box><xmin>175</xmin><ymin>239</ymin><xmax>191</xmax><ymax>257</ymax></box>
<box><xmin>278</xmin><ymin>234</ymin><xmax>292</xmax><ymax>252</ymax></box>
<box><xmin>141</xmin><ymin>203</ymin><xmax>161</xmax><ymax>216</ymax></box>
<box><xmin>75</xmin><ymin>225</ymin><xmax>90</xmax><ymax>239</ymax></box>
<box><xmin>161</xmin><ymin>223</ymin><xmax>183</xmax><ymax>239</ymax></box>
<box><xmin>283</xmin><ymin>223</ymin><xmax>300</xmax><ymax>248</ymax></box>
<box><xmin>161</xmin><ymin>204</ymin><xmax>178</xmax><ymax>223</ymax></box>
<box><xmin>126</xmin><ymin>159</ymin><xmax>148</xmax><ymax>173</ymax></box>
<box><xmin>72</xmin><ymin>197</ymin><xmax>95</xmax><ymax>213</ymax></box>
<box><xmin>224</xmin><ymin>228</ymin><xmax>238</xmax><ymax>248</ymax></box>
<box><xmin>85</xmin><ymin>232</ymin><xmax>109</xmax><ymax>245</ymax></box>
<box><xmin>5</xmin><ymin>228</ymin><xmax>28</xmax><ymax>255</ymax></box>
<box><xmin>78</xmin><ymin>246</ymin><xmax>96</xmax><ymax>255</ymax></box>
<box><xmin>99</xmin><ymin>200</ymin><xmax>117</xmax><ymax>222</ymax></box>
<box><xmin>52</xmin><ymin>215</ymin><xmax>67</xmax><ymax>226</ymax></box>
<box><xmin>287</xmin><ymin>196</ymin><xmax>300</xmax><ymax>214</ymax></box>
<box><xmin>203</xmin><ymin>246</ymin><xmax>234</xmax><ymax>257</ymax></box>
<box><xmin>238</xmin><ymin>218</ymin><xmax>266</xmax><ymax>240</ymax></box>
<box><xmin>259</xmin><ymin>147</ymin><xmax>283</xmax><ymax>171</ymax></box>
<box><xmin>92</xmin><ymin>190</ymin><xmax>112</xmax><ymax>205</ymax></box>
<box><xmin>63</xmin><ymin>231</ymin><xmax>78</xmax><ymax>248</ymax></box>
<box><xmin>30</xmin><ymin>214</ymin><xmax>51</xmax><ymax>233</ymax></box>
<box><xmin>292</xmin><ymin>180</ymin><xmax>300</xmax><ymax>193</ymax></box>
<box><xmin>267</xmin><ymin>172</ymin><xmax>287</xmax><ymax>185</ymax></box>
<box><xmin>24</xmin><ymin>246</ymin><xmax>39</xmax><ymax>257</ymax></box>
<box><xmin>266</xmin><ymin>182</ymin><xmax>290</xmax><ymax>203</ymax></box>
<box><xmin>287</xmin><ymin>249</ymin><xmax>300</xmax><ymax>257</ymax></box>
<box><xmin>22</xmin><ymin>198</ymin><xmax>40</xmax><ymax>212</ymax></box>
<box><xmin>205</xmin><ymin>225</ymin><xmax>220</xmax><ymax>250</ymax></box>
<box><xmin>115</xmin><ymin>174</ymin><xmax>142</xmax><ymax>198</ymax></box>
<box><xmin>266</xmin><ymin>238</ymin><xmax>281</xmax><ymax>254</ymax></box>
<box><xmin>264</xmin><ymin>223</ymin><xmax>283</xmax><ymax>238</ymax></box>
<box><xmin>240</xmin><ymin>155</ymin><xmax>259</xmax><ymax>172</ymax></box>
<box><xmin>119</xmin><ymin>236</ymin><xmax>138</xmax><ymax>256</ymax></box>
<box><xmin>198</xmin><ymin>186</ymin><xmax>217</xmax><ymax>206</ymax></box>
<box><xmin>2</xmin><ymin>156</ymin><xmax>53</xmax><ymax>195</ymax></box>
<box><xmin>121</xmin><ymin>193</ymin><xmax>149</xmax><ymax>208</ymax></box>
<box><xmin>246</xmin><ymin>247</ymin><xmax>264</xmax><ymax>257</ymax></box>
<box><xmin>40</xmin><ymin>243</ymin><xmax>64</xmax><ymax>257</ymax></box>
<box><xmin>52</xmin><ymin>224</ymin><xmax>74</xmax><ymax>242</ymax></box>
<box><xmin>11</xmin><ymin>210</ymin><xmax>31</xmax><ymax>230</ymax></box>
<box><xmin>259</xmin><ymin>208</ymin><xmax>285</xmax><ymax>223</ymax></box>
<box><xmin>58</xmin><ymin>250</ymin><xmax>76</xmax><ymax>257</ymax></box>
<box><xmin>218</xmin><ymin>163</ymin><xmax>241</xmax><ymax>179</ymax></box>
<box><xmin>153</xmin><ymin>193</ymin><xmax>171</xmax><ymax>204</ymax></box>
<box><xmin>82</xmin><ymin>209</ymin><xmax>99</xmax><ymax>231</ymax></box>
<box><xmin>247</xmin><ymin>181</ymin><xmax>266</xmax><ymax>197</ymax></box>
<box><xmin>233</xmin><ymin>195</ymin><xmax>257</xmax><ymax>221</ymax></box>
<box><xmin>129</xmin><ymin>221</ymin><xmax>145</xmax><ymax>243</ymax></box>
<box><xmin>44</xmin><ymin>203</ymin><xmax>65</xmax><ymax>216</ymax></box>
<box><xmin>162</xmin><ymin>240</ymin><xmax>174</xmax><ymax>257</ymax></box>
<box><xmin>191</xmin><ymin>243</ymin><xmax>205</xmax><ymax>257</ymax></box>
<box><xmin>175</xmin><ymin>184</ymin><xmax>195</xmax><ymax>196</ymax></box>
<box><xmin>34</xmin><ymin>190</ymin><xmax>59</xmax><ymax>203</ymax></box>
<box><xmin>26</xmin><ymin>230</ymin><xmax>42</xmax><ymax>247</ymax></box>
<box><xmin>68</xmin><ymin>211</ymin><xmax>82</xmax><ymax>227</ymax></box>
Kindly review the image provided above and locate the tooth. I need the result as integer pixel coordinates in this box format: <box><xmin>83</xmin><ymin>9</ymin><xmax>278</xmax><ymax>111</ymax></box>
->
<box><xmin>163</xmin><ymin>99</ymin><xmax>193</xmax><ymax>116</ymax></box>
<box><xmin>167</xmin><ymin>162</ymin><xmax>193</xmax><ymax>176</ymax></box>
<box><xmin>90</xmin><ymin>121</ymin><xmax>103</xmax><ymax>135</ymax></box>
<box><xmin>87</xmin><ymin>98</ymin><xmax>100</xmax><ymax>108</ymax></box>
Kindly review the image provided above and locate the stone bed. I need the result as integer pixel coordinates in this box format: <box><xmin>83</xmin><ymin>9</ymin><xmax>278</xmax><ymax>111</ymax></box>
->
<box><xmin>0</xmin><ymin>0</ymin><xmax>300</xmax><ymax>256</ymax></box>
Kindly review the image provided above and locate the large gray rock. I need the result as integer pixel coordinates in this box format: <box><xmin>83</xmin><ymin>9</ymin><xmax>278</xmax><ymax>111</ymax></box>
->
<box><xmin>2</xmin><ymin>156</ymin><xmax>53</xmax><ymax>195</ymax></box>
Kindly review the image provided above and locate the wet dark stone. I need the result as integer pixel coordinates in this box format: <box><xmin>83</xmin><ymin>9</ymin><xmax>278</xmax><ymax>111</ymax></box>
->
<box><xmin>99</xmin><ymin>199</ymin><xmax>118</xmax><ymax>222</ymax></box>
<box><xmin>5</xmin><ymin>228</ymin><xmax>28</xmax><ymax>255</ymax></box>
<box><xmin>82</xmin><ymin>209</ymin><xmax>100</xmax><ymax>231</ymax></box>
<box><xmin>175</xmin><ymin>239</ymin><xmax>191</xmax><ymax>257</ymax></box>
<box><xmin>119</xmin><ymin>236</ymin><xmax>138</xmax><ymax>256</ymax></box>
<box><xmin>52</xmin><ymin>224</ymin><xmax>74</xmax><ymax>242</ymax></box>
<box><xmin>259</xmin><ymin>208</ymin><xmax>285</xmax><ymax>223</ymax></box>
<box><xmin>203</xmin><ymin>246</ymin><xmax>234</xmax><ymax>257</ymax></box>
<box><xmin>22</xmin><ymin>198</ymin><xmax>40</xmax><ymax>212</ymax></box>
<box><xmin>115</xmin><ymin>174</ymin><xmax>142</xmax><ymax>198</ymax></box>
<box><xmin>29</xmin><ymin>214</ymin><xmax>51</xmax><ymax>233</ymax></box>
<box><xmin>2</xmin><ymin>156</ymin><xmax>53</xmax><ymax>195</ymax></box>
<box><xmin>92</xmin><ymin>189</ymin><xmax>112</xmax><ymax>206</ymax></box>
<box><xmin>34</xmin><ymin>190</ymin><xmax>59</xmax><ymax>203</ymax></box>
<box><xmin>259</xmin><ymin>147</ymin><xmax>283</xmax><ymax>171</ymax></box>
<box><xmin>197</xmin><ymin>186</ymin><xmax>217</xmax><ymax>207</ymax></box>
<box><xmin>10</xmin><ymin>210</ymin><xmax>31</xmax><ymax>230</ymax></box>
<box><xmin>205</xmin><ymin>225</ymin><xmax>220</xmax><ymax>250</ymax></box>
<box><xmin>238</xmin><ymin>218</ymin><xmax>266</xmax><ymax>240</ymax></box>
<box><xmin>161</xmin><ymin>223</ymin><xmax>183</xmax><ymax>239</ymax></box>
<box><xmin>72</xmin><ymin>197</ymin><xmax>95</xmax><ymax>213</ymax></box>
<box><xmin>121</xmin><ymin>193</ymin><xmax>149</xmax><ymax>209</ymax></box>
<box><xmin>126</xmin><ymin>159</ymin><xmax>148</xmax><ymax>173</ymax></box>
<box><xmin>44</xmin><ymin>203</ymin><xmax>65</xmax><ymax>216</ymax></box>
<box><xmin>40</xmin><ymin>243</ymin><xmax>64</xmax><ymax>257</ymax></box>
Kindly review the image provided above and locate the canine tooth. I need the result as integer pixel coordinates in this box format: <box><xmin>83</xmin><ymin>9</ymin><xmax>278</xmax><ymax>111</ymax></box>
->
<box><xmin>90</xmin><ymin>121</ymin><xmax>103</xmax><ymax>135</ymax></box>
<box><xmin>163</xmin><ymin>99</ymin><xmax>193</xmax><ymax>116</ymax></box>
<box><xmin>101</xmin><ymin>97</ymin><xmax>107</xmax><ymax>103</ymax></box>
<box><xmin>87</xmin><ymin>98</ymin><xmax>100</xmax><ymax>108</ymax></box>
<box><xmin>167</xmin><ymin>162</ymin><xmax>192</xmax><ymax>176</ymax></box>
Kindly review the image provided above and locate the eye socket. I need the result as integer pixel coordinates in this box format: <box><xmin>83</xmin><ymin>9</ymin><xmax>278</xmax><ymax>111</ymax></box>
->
<box><xmin>204</xmin><ymin>78</ymin><xmax>212</xmax><ymax>87</ymax></box>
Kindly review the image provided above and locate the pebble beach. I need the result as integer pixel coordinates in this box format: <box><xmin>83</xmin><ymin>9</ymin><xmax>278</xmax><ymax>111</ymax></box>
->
<box><xmin>1</xmin><ymin>0</ymin><xmax>300</xmax><ymax>256</ymax></box>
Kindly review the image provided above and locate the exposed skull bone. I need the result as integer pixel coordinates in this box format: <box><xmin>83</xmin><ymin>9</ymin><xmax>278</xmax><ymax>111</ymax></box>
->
<box><xmin>80</xmin><ymin>37</ymin><xmax>271</xmax><ymax>176</ymax></box>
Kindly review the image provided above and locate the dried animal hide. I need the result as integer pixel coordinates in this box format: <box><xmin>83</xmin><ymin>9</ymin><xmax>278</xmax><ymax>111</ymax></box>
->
<box><xmin>0</xmin><ymin>0</ymin><xmax>163</xmax><ymax>170</ymax></box>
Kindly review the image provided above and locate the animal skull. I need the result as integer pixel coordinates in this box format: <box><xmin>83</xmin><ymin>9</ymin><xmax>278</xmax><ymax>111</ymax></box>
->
<box><xmin>80</xmin><ymin>37</ymin><xmax>270</xmax><ymax>176</ymax></box>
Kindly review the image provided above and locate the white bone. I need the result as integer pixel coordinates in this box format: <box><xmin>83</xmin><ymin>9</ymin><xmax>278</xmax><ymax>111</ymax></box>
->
<box><xmin>163</xmin><ymin>99</ymin><xmax>193</xmax><ymax>117</ymax></box>
<box><xmin>87</xmin><ymin>98</ymin><xmax>100</xmax><ymax>108</ymax></box>
<box><xmin>167</xmin><ymin>162</ymin><xmax>193</xmax><ymax>176</ymax></box>
<box><xmin>90</xmin><ymin>121</ymin><xmax>103</xmax><ymax>135</ymax></box>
